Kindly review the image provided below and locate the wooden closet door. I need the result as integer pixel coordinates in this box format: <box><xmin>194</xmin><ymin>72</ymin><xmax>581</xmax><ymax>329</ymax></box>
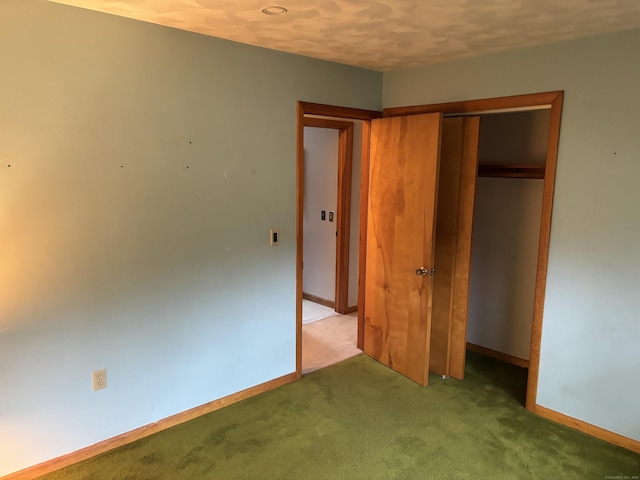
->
<box><xmin>363</xmin><ymin>113</ymin><xmax>442</xmax><ymax>386</ymax></box>
<box><xmin>429</xmin><ymin>117</ymin><xmax>480</xmax><ymax>380</ymax></box>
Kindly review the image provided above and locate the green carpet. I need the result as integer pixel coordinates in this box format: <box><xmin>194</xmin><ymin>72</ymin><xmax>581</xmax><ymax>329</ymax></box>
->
<box><xmin>39</xmin><ymin>352</ymin><xmax>639</xmax><ymax>479</ymax></box>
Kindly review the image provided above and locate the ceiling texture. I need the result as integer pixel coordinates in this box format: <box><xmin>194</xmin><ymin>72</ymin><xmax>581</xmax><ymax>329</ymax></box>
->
<box><xmin>50</xmin><ymin>0</ymin><xmax>640</xmax><ymax>71</ymax></box>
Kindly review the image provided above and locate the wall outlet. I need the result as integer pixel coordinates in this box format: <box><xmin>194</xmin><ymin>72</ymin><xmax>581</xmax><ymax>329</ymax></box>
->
<box><xmin>270</xmin><ymin>229</ymin><xmax>279</xmax><ymax>246</ymax></box>
<box><xmin>93</xmin><ymin>369</ymin><xmax>107</xmax><ymax>391</ymax></box>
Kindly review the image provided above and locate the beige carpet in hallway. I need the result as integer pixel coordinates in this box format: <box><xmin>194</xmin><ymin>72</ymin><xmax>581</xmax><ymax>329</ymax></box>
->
<box><xmin>302</xmin><ymin>312</ymin><xmax>361</xmax><ymax>375</ymax></box>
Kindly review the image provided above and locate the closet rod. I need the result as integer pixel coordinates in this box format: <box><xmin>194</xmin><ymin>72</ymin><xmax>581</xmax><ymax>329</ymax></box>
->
<box><xmin>478</xmin><ymin>165</ymin><xmax>545</xmax><ymax>179</ymax></box>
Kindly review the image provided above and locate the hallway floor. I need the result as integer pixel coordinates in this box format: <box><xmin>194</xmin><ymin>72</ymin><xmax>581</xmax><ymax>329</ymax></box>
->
<box><xmin>301</xmin><ymin>302</ymin><xmax>360</xmax><ymax>375</ymax></box>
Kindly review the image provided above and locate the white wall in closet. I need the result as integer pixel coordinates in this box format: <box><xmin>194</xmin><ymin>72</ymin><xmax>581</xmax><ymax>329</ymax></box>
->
<box><xmin>466</xmin><ymin>110</ymin><xmax>550</xmax><ymax>360</ymax></box>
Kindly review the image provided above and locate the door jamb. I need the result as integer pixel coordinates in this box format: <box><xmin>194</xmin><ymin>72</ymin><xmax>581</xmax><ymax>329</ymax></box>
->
<box><xmin>382</xmin><ymin>90</ymin><xmax>564</xmax><ymax>412</ymax></box>
<box><xmin>296</xmin><ymin>102</ymin><xmax>381</xmax><ymax>377</ymax></box>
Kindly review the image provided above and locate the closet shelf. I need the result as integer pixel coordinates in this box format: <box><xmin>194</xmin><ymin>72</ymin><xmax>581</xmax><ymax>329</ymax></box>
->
<box><xmin>478</xmin><ymin>165</ymin><xmax>545</xmax><ymax>179</ymax></box>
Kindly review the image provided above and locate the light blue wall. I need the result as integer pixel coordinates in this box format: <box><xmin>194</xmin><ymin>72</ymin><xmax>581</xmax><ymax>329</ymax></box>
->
<box><xmin>2</xmin><ymin>1</ymin><xmax>638</xmax><ymax>475</ymax></box>
<box><xmin>384</xmin><ymin>29</ymin><xmax>640</xmax><ymax>441</ymax></box>
<box><xmin>0</xmin><ymin>0</ymin><xmax>381</xmax><ymax>475</ymax></box>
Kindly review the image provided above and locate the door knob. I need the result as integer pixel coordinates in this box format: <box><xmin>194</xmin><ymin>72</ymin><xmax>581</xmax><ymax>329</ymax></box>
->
<box><xmin>415</xmin><ymin>267</ymin><xmax>435</xmax><ymax>276</ymax></box>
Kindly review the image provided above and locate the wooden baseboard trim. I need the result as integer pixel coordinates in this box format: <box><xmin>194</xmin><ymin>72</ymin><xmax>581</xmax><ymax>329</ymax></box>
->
<box><xmin>466</xmin><ymin>342</ymin><xmax>529</xmax><ymax>369</ymax></box>
<box><xmin>2</xmin><ymin>372</ymin><xmax>298</xmax><ymax>480</ymax></box>
<box><xmin>302</xmin><ymin>292</ymin><xmax>335</xmax><ymax>309</ymax></box>
<box><xmin>535</xmin><ymin>404</ymin><xmax>640</xmax><ymax>454</ymax></box>
<box><xmin>345</xmin><ymin>305</ymin><xmax>358</xmax><ymax>314</ymax></box>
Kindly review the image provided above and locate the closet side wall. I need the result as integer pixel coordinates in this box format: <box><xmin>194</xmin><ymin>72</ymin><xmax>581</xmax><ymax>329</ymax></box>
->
<box><xmin>467</xmin><ymin>178</ymin><xmax>543</xmax><ymax>360</ymax></box>
<box><xmin>466</xmin><ymin>111</ymin><xmax>549</xmax><ymax>360</ymax></box>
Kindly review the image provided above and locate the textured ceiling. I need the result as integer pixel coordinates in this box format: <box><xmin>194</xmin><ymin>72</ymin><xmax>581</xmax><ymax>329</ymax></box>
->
<box><xmin>50</xmin><ymin>0</ymin><xmax>640</xmax><ymax>71</ymax></box>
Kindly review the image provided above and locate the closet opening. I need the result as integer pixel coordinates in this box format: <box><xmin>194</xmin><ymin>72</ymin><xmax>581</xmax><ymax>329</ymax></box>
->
<box><xmin>466</xmin><ymin>108</ymin><xmax>551</xmax><ymax>405</ymax></box>
<box><xmin>379</xmin><ymin>90</ymin><xmax>564</xmax><ymax>411</ymax></box>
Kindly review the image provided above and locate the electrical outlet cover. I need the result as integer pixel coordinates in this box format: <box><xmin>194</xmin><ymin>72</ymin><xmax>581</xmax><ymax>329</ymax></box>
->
<box><xmin>93</xmin><ymin>369</ymin><xmax>107</xmax><ymax>391</ymax></box>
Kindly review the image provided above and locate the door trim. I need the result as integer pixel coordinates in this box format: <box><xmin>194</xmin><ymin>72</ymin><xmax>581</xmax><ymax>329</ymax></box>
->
<box><xmin>296</xmin><ymin>102</ymin><xmax>381</xmax><ymax>377</ymax></box>
<box><xmin>382</xmin><ymin>90</ymin><xmax>564</xmax><ymax>411</ymax></box>
<box><xmin>302</xmin><ymin>117</ymin><xmax>354</xmax><ymax>315</ymax></box>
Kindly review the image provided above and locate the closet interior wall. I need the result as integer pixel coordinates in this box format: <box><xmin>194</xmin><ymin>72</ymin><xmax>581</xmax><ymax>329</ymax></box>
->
<box><xmin>466</xmin><ymin>109</ymin><xmax>551</xmax><ymax>363</ymax></box>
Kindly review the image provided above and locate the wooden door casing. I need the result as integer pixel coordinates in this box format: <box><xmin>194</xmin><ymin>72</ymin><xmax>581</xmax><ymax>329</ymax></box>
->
<box><xmin>382</xmin><ymin>91</ymin><xmax>564</xmax><ymax>408</ymax></box>
<box><xmin>296</xmin><ymin>101</ymin><xmax>382</xmax><ymax>377</ymax></box>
